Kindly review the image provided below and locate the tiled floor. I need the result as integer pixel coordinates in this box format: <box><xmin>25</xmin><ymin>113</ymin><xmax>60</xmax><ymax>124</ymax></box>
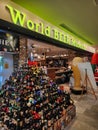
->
<box><xmin>64</xmin><ymin>88</ymin><xmax>98</xmax><ymax>130</ymax></box>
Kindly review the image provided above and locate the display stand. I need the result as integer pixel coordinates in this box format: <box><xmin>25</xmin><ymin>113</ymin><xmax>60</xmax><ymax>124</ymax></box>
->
<box><xmin>81</xmin><ymin>69</ymin><xmax>97</xmax><ymax>100</ymax></box>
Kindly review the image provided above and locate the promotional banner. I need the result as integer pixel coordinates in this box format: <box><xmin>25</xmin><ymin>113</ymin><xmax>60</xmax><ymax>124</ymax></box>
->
<box><xmin>78</xmin><ymin>62</ymin><xmax>97</xmax><ymax>89</ymax></box>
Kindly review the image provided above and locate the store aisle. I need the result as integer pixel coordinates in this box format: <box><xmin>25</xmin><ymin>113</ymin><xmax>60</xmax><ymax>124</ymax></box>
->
<box><xmin>64</xmin><ymin>88</ymin><xmax>98</xmax><ymax>130</ymax></box>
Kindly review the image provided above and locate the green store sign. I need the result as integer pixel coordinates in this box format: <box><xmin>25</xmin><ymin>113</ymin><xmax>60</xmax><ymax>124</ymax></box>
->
<box><xmin>1</xmin><ymin>3</ymin><xmax>95</xmax><ymax>53</ymax></box>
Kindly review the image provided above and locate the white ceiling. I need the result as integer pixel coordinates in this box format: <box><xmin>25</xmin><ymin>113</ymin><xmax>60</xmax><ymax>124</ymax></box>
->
<box><xmin>12</xmin><ymin>0</ymin><xmax>98</xmax><ymax>48</ymax></box>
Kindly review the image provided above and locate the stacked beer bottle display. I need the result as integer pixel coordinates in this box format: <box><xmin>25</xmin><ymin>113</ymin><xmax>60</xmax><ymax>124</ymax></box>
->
<box><xmin>0</xmin><ymin>64</ymin><xmax>75</xmax><ymax>130</ymax></box>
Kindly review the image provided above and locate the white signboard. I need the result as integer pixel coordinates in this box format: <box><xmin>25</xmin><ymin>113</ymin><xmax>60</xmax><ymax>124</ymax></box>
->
<box><xmin>78</xmin><ymin>62</ymin><xmax>97</xmax><ymax>89</ymax></box>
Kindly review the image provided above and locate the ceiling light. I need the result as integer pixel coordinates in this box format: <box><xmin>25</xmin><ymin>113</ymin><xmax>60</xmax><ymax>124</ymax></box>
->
<box><xmin>38</xmin><ymin>55</ymin><xmax>41</xmax><ymax>59</ymax></box>
<box><xmin>46</xmin><ymin>48</ymin><xmax>51</xmax><ymax>52</ymax></box>
<box><xmin>34</xmin><ymin>53</ymin><xmax>38</xmax><ymax>57</ymax></box>
<box><xmin>31</xmin><ymin>44</ymin><xmax>35</xmax><ymax>48</ymax></box>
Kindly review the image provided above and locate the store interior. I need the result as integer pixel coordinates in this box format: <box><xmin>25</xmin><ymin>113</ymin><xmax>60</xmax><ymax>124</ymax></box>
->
<box><xmin>0</xmin><ymin>0</ymin><xmax>98</xmax><ymax>129</ymax></box>
<box><xmin>0</xmin><ymin>29</ymin><xmax>93</xmax><ymax>85</ymax></box>
<box><xmin>0</xmin><ymin>28</ymin><xmax>98</xmax><ymax>130</ymax></box>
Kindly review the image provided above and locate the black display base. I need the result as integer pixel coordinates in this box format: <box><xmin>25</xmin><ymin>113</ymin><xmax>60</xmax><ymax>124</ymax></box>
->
<box><xmin>71</xmin><ymin>88</ymin><xmax>87</xmax><ymax>95</ymax></box>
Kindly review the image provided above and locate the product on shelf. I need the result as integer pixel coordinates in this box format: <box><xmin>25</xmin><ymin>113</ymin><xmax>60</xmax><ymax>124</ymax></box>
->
<box><xmin>0</xmin><ymin>64</ymin><xmax>76</xmax><ymax>130</ymax></box>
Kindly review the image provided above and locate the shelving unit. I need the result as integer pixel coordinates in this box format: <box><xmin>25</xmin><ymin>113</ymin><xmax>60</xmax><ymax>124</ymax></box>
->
<box><xmin>0</xmin><ymin>65</ymin><xmax>76</xmax><ymax>130</ymax></box>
